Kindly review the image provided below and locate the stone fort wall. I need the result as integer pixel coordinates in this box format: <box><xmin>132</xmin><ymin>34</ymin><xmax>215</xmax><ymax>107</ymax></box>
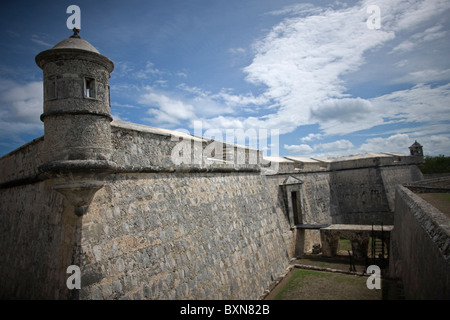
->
<box><xmin>390</xmin><ymin>185</ymin><xmax>450</xmax><ymax>299</ymax></box>
<box><xmin>0</xmin><ymin>123</ymin><xmax>294</xmax><ymax>299</ymax></box>
<box><xmin>0</xmin><ymin>179</ymin><xmax>67</xmax><ymax>299</ymax></box>
<box><xmin>79</xmin><ymin>172</ymin><xmax>289</xmax><ymax>299</ymax></box>
<box><xmin>0</xmin><ymin>173</ymin><xmax>290</xmax><ymax>300</ymax></box>
<box><xmin>0</xmin><ymin>32</ymin><xmax>430</xmax><ymax>300</ymax></box>
<box><xmin>0</xmin><ymin>120</ymin><xmax>425</xmax><ymax>299</ymax></box>
<box><xmin>328</xmin><ymin>165</ymin><xmax>423</xmax><ymax>225</ymax></box>
<box><xmin>271</xmin><ymin>158</ymin><xmax>423</xmax><ymax>224</ymax></box>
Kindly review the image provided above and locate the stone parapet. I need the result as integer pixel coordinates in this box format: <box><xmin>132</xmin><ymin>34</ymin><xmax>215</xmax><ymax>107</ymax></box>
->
<box><xmin>390</xmin><ymin>185</ymin><xmax>450</xmax><ymax>299</ymax></box>
<box><xmin>110</xmin><ymin>120</ymin><xmax>263</xmax><ymax>173</ymax></box>
<box><xmin>0</xmin><ymin>137</ymin><xmax>45</xmax><ymax>188</ymax></box>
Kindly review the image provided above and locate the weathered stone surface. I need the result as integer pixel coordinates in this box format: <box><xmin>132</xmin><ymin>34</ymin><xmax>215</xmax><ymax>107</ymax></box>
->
<box><xmin>36</xmin><ymin>35</ymin><xmax>114</xmax><ymax>163</ymax></box>
<box><xmin>76</xmin><ymin>172</ymin><xmax>289</xmax><ymax>299</ymax></box>
<box><xmin>0</xmin><ymin>33</ymin><xmax>431</xmax><ymax>300</ymax></box>
<box><xmin>390</xmin><ymin>185</ymin><xmax>450</xmax><ymax>299</ymax></box>
<box><xmin>0</xmin><ymin>137</ymin><xmax>45</xmax><ymax>186</ymax></box>
<box><xmin>0</xmin><ymin>180</ymin><xmax>70</xmax><ymax>299</ymax></box>
<box><xmin>320</xmin><ymin>224</ymin><xmax>393</xmax><ymax>258</ymax></box>
<box><xmin>110</xmin><ymin>120</ymin><xmax>262</xmax><ymax>172</ymax></box>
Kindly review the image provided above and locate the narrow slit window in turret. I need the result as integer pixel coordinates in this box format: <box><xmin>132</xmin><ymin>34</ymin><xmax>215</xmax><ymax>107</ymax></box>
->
<box><xmin>84</xmin><ymin>77</ymin><xmax>96</xmax><ymax>99</ymax></box>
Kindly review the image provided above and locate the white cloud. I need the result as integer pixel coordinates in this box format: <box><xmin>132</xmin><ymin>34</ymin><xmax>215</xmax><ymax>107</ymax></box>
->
<box><xmin>114</xmin><ymin>0</ymin><xmax>450</xmax><ymax>145</ymax></box>
<box><xmin>175</xmin><ymin>72</ymin><xmax>187</xmax><ymax>78</ymax></box>
<box><xmin>370</xmin><ymin>83</ymin><xmax>450</xmax><ymax>124</ymax></box>
<box><xmin>113</xmin><ymin>0</ymin><xmax>450</xmax><ymax>157</ymax></box>
<box><xmin>173</xmin><ymin>84</ymin><xmax>269</xmax><ymax>121</ymax></box>
<box><xmin>242</xmin><ymin>1</ymin><xmax>396</xmax><ymax>133</ymax></box>
<box><xmin>315</xmin><ymin>139</ymin><xmax>355</xmax><ymax>152</ymax></box>
<box><xmin>214</xmin><ymin>89</ymin><xmax>268</xmax><ymax>108</ymax></box>
<box><xmin>266</xmin><ymin>3</ymin><xmax>323</xmax><ymax>17</ymax></box>
<box><xmin>394</xmin><ymin>69</ymin><xmax>450</xmax><ymax>84</ymax></box>
<box><xmin>391</xmin><ymin>24</ymin><xmax>447</xmax><ymax>53</ymax></box>
<box><xmin>229</xmin><ymin>0</ymin><xmax>450</xmax><ymax>138</ymax></box>
<box><xmin>398</xmin><ymin>123</ymin><xmax>450</xmax><ymax>138</ymax></box>
<box><xmin>286</xmin><ymin>130</ymin><xmax>450</xmax><ymax>157</ymax></box>
<box><xmin>421</xmin><ymin>134</ymin><xmax>450</xmax><ymax>155</ymax></box>
<box><xmin>229</xmin><ymin>47</ymin><xmax>246</xmax><ymax>55</ymax></box>
<box><xmin>0</xmin><ymin>79</ymin><xmax>42</xmax><ymax>124</ymax></box>
<box><xmin>31</xmin><ymin>34</ymin><xmax>52</xmax><ymax>47</ymax></box>
<box><xmin>199</xmin><ymin>116</ymin><xmax>251</xmax><ymax>131</ymax></box>
<box><xmin>134</xmin><ymin>61</ymin><xmax>163</xmax><ymax>79</ymax></box>
<box><xmin>284</xmin><ymin>143</ymin><xmax>314</xmax><ymax>154</ymax></box>
<box><xmin>373</xmin><ymin>126</ymin><xmax>450</xmax><ymax>156</ymax></box>
<box><xmin>137</xmin><ymin>84</ymin><xmax>264</xmax><ymax>127</ymax></box>
<box><xmin>0</xmin><ymin>78</ymin><xmax>43</xmax><ymax>144</ymax></box>
<box><xmin>311</xmin><ymin>98</ymin><xmax>374</xmax><ymax>123</ymax></box>
<box><xmin>354</xmin><ymin>132</ymin><xmax>449</xmax><ymax>156</ymax></box>
<box><xmin>284</xmin><ymin>139</ymin><xmax>354</xmax><ymax>156</ymax></box>
<box><xmin>300</xmin><ymin>133</ymin><xmax>323</xmax><ymax>142</ymax></box>
<box><xmin>380</xmin><ymin>0</ymin><xmax>450</xmax><ymax>31</ymax></box>
<box><xmin>153</xmin><ymin>79</ymin><xmax>168</xmax><ymax>87</ymax></box>
<box><xmin>139</xmin><ymin>88</ymin><xmax>196</xmax><ymax>125</ymax></box>
<box><xmin>306</xmin><ymin>82</ymin><xmax>450</xmax><ymax>136</ymax></box>
<box><xmin>356</xmin><ymin>133</ymin><xmax>450</xmax><ymax>156</ymax></box>
<box><xmin>112</xmin><ymin>102</ymin><xmax>139</xmax><ymax>109</ymax></box>
<box><xmin>359</xmin><ymin>134</ymin><xmax>411</xmax><ymax>153</ymax></box>
<box><xmin>391</xmin><ymin>40</ymin><xmax>415</xmax><ymax>53</ymax></box>
<box><xmin>176</xmin><ymin>84</ymin><xmax>267</xmax><ymax>108</ymax></box>
<box><xmin>114</xmin><ymin>61</ymin><xmax>134</xmax><ymax>78</ymax></box>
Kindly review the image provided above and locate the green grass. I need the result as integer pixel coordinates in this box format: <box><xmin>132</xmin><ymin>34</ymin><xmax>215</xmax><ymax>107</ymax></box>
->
<box><xmin>339</xmin><ymin>238</ymin><xmax>352</xmax><ymax>251</ymax></box>
<box><xmin>274</xmin><ymin>269</ymin><xmax>327</xmax><ymax>300</ymax></box>
<box><xmin>433</xmin><ymin>193</ymin><xmax>450</xmax><ymax>202</ymax></box>
<box><xmin>273</xmin><ymin>268</ymin><xmax>383</xmax><ymax>300</ymax></box>
<box><xmin>339</xmin><ymin>237</ymin><xmax>389</xmax><ymax>256</ymax></box>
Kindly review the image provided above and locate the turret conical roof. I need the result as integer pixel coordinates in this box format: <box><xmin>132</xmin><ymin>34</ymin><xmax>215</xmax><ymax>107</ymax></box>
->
<box><xmin>52</xmin><ymin>36</ymin><xmax>100</xmax><ymax>53</ymax></box>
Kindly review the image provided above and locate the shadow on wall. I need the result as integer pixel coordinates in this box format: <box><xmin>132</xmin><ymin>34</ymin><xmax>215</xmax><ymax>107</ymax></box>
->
<box><xmin>329</xmin><ymin>168</ymin><xmax>392</xmax><ymax>225</ymax></box>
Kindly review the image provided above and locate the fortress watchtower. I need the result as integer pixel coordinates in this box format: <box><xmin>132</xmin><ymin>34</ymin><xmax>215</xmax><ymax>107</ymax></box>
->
<box><xmin>35</xmin><ymin>28</ymin><xmax>114</xmax><ymax>163</ymax></box>
<box><xmin>409</xmin><ymin>140</ymin><xmax>423</xmax><ymax>157</ymax></box>
<box><xmin>35</xmin><ymin>29</ymin><xmax>116</xmax><ymax>216</ymax></box>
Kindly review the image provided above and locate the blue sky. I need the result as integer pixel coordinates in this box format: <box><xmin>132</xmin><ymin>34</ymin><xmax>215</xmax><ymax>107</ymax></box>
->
<box><xmin>1</xmin><ymin>0</ymin><xmax>449</xmax><ymax>158</ymax></box>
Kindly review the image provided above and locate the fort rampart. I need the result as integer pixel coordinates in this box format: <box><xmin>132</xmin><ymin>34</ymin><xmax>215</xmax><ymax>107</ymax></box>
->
<box><xmin>0</xmin><ymin>32</ymin><xmax>429</xmax><ymax>299</ymax></box>
<box><xmin>390</xmin><ymin>184</ymin><xmax>450</xmax><ymax>299</ymax></box>
<box><xmin>0</xmin><ymin>121</ymin><xmax>425</xmax><ymax>299</ymax></box>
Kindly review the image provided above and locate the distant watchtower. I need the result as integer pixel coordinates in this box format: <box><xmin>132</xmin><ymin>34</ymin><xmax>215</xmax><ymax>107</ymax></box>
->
<box><xmin>409</xmin><ymin>141</ymin><xmax>423</xmax><ymax>157</ymax></box>
<box><xmin>35</xmin><ymin>28</ymin><xmax>114</xmax><ymax>162</ymax></box>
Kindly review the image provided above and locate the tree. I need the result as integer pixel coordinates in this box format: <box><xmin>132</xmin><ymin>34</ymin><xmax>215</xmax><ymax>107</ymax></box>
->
<box><xmin>421</xmin><ymin>155</ymin><xmax>450</xmax><ymax>174</ymax></box>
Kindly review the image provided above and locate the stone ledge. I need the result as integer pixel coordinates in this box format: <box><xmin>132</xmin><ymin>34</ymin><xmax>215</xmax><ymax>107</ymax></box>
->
<box><xmin>396</xmin><ymin>185</ymin><xmax>450</xmax><ymax>260</ymax></box>
<box><xmin>295</xmin><ymin>224</ymin><xmax>331</xmax><ymax>229</ymax></box>
<box><xmin>321</xmin><ymin>224</ymin><xmax>393</xmax><ymax>231</ymax></box>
